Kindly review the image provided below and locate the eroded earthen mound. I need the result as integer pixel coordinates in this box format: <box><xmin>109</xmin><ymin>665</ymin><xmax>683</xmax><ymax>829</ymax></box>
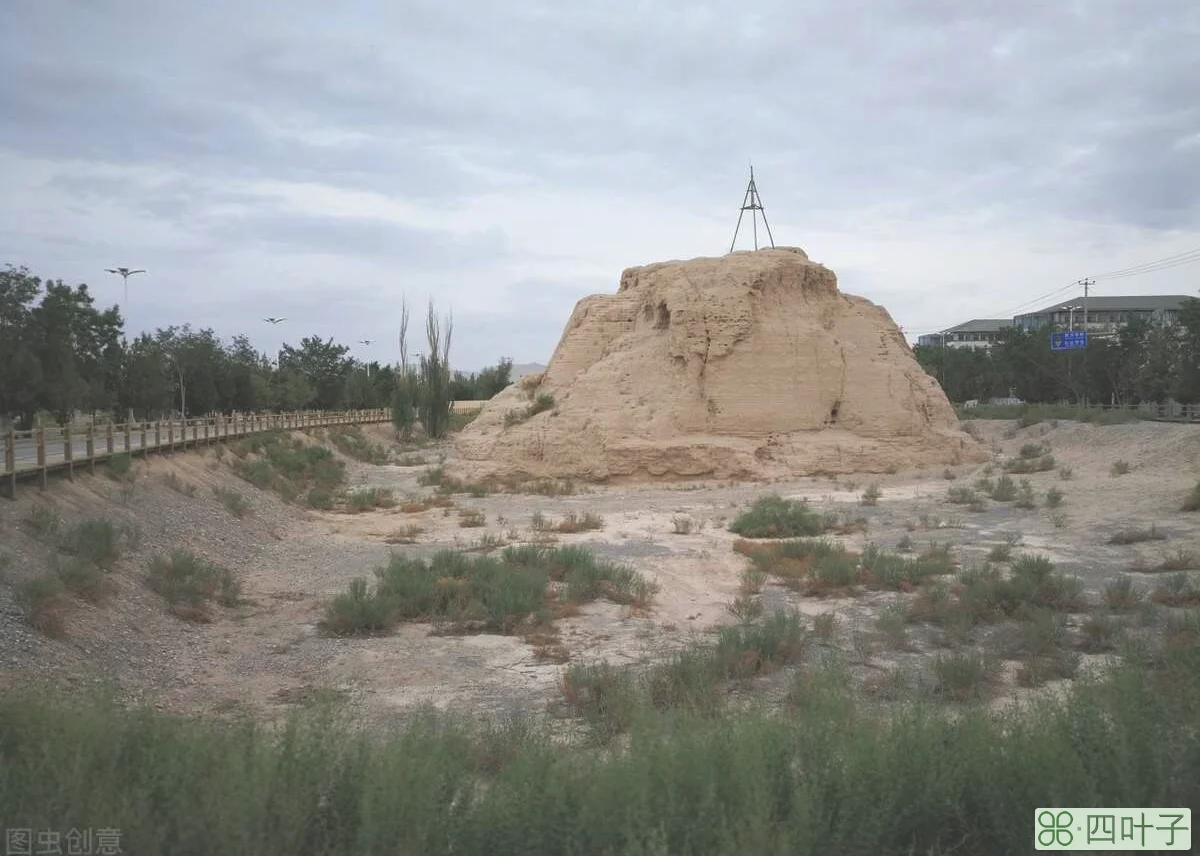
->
<box><xmin>452</xmin><ymin>247</ymin><xmax>987</xmax><ymax>482</ymax></box>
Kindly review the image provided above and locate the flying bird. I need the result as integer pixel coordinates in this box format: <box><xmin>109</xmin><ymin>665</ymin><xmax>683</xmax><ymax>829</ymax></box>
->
<box><xmin>264</xmin><ymin>317</ymin><xmax>287</xmax><ymax>324</ymax></box>
<box><xmin>358</xmin><ymin>339</ymin><xmax>374</xmax><ymax>346</ymax></box>
<box><xmin>105</xmin><ymin>267</ymin><xmax>146</xmax><ymax>303</ymax></box>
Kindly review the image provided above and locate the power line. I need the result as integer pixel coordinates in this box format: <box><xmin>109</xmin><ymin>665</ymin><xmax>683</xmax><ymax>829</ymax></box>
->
<box><xmin>1088</xmin><ymin>244</ymin><xmax>1200</xmax><ymax>280</ymax></box>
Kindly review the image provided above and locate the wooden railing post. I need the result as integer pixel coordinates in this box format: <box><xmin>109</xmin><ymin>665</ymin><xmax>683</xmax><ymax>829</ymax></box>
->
<box><xmin>106</xmin><ymin>424</ymin><xmax>115</xmax><ymax>456</ymax></box>
<box><xmin>64</xmin><ymin>425</ymin><xmax>74</xmax><ymax>481</ymax></box>
<box><xmin>4</xmin><ymin>428</ymin><xmax>15</xmax><ymax>499</ymax></box>
<box><xmin>86</xmin><ymin>424</ymin><xmax>96</xmax><ymax>475</ymax></box>
<box><xmin>167</xmin><ymin>419</ymin><xmax>175</xmax><ymax>452</ymax></box>
<box><xmin>154</xmin><ymin>421</ymin><xmax>162</xmax><ymax>454</ymax></box>
<box><xmin>138</xmin><ymin>422</ymin><xmax>146</xmax><ymax>456</ymax></box>
<box><xmin>36</xmin><ymin>428</ymin><xmax>46</xmax><ymax>489</ymax></box>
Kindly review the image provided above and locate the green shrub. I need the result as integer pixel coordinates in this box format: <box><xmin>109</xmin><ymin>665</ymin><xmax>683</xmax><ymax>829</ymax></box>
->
<box><xmin>728</xmin><ymin>494</ymin><xmax>828</xmax><ymax>539</ymax></box>
<box><xmin>106</xmin><ymin>452</ymin><xmax>132</xmax><ymax>479</ymax></box>
<box><xmin>60</xmin><ymin>519</ymin><xmax>123</xmax><ymax>569</ymax></box>
<box><xmin>307</xmin><ymin>487</ymin><xmax>334</xmax><ymax>510</ymax></box>
<box><xmin>146</xmin><ymin>550</ymin><xmax>241</xmax><ymax>620</ymax></box>
<box><xmin>213</xmin><ymin>487</ymin><xmax>250</xmax><ymax>518</ymax></box>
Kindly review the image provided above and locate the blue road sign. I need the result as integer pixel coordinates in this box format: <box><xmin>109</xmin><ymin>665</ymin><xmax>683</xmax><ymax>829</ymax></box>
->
<box><xmin>1050</xmin><ymin>330</ymin><xmax>1088</xmax><ymax>351</ymax></box>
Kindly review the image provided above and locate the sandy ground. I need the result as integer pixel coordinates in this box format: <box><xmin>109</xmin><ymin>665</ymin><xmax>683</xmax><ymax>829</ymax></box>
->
<box><xmin>1</xmin><ymin>418</ymin><xmax>1197</xmax><ymax>729</ymax></box>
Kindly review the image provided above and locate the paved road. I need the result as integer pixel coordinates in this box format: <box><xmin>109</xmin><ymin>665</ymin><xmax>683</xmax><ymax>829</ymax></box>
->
<box><xmin>4</xmin><ymin>424</ymin><xmax>211</xmax><ymax>475</ymax></box>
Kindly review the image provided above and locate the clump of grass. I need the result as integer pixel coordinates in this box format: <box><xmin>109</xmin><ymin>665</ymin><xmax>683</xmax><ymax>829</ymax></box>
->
<box><xmin>22</xmin><ymin>505</ymin><xmax>62</xmax><ymax>541</ymax></box>
<box><xmin>1050</xmin><ymin>510</ymin><xmax>1069</xmax><ymax>529</ymax></box>
<box><xmin>395</xmin><ymin>453</ymin><xmax>427</xmax><ymax>467</ymax></box>
<box><xmin>213</xmin><ymin>486</ymin><xmax>250</xmax><ymax>518</ymax></box>
<box><xmin>860</xmin><ymin>483</ymin><xmax>882</xmax><ymax>507</ymax></box>
<box><xmin>322</xmin><ymin>546</ymin><xmax>656</xmax><ymax>636</ymax></box>
<box><xmin>986</xmin><ymin>542</ymin><xmax>1013</xmax><ymax>563</ymax></box>
<box><xmin>553</xmin><ymin>512</ymin><xmax>604</xmax><ymax>533</ymax></box>
<box><xmin>1108</xmin><ymin>525</ymin><xmax>1165</xmax><ymax>545</ymax></box>
<box><xmin>859</xmin><ymin>542</ymin><xmax>956</xmax><ymax>592</ymax></box>
<box><xmin>1156</xmin><ymin>549</ymin><xmax>1197</xmax><ymax>572</ymax></box>
<box><xmin>306</xmin><ymin>487</ymin><xmax>334</xmax><ymax>510</ymax></box>
<box><xmin>1103</xmin><ymin>575</ymin><xmax>1144</xmax><ymax>612</ymax></box>
<box><xmin>896</xmin><ymin>534</ymin><xmax>914</xmax><ymax>553</ymax></box>
<box><xmin>812</xmin><ymin>612</ymin><xmax>836</xmax><ymax>639</ymax></box>
<box><xmin>146</xmin><ymin>550</ymin><xmax>241</xmax><ymax>622</ymax></box>
<box><xmin>989</xmin><ymin>475</ymin><xmax>1017</xmax><ymax>502</ymax></box>
<box><xmin>1110</xmin><ymin>460</ymin><xmax>1132</xmax><ymax>477</ymax></box>
<box><xmin>1058</xmin><ymin>465</ymin><xmax>1073</xmax><ymax>480</ymax></box>
<box><xmin>458</xmin><ymin>509</ymin><xmax>486</xmax><ymax>528</ymax></box>
<box><xmin>729</xmin><ymin>494</ymin><xmax>828</xmax><ymax>538</ymax></box>
<box><xmin>1182</xmin><ymin>480</ymin><xmax>1200</xmax><ymax>512</ymax></box>
<box><xmin>1014</xmin><ymin>479</ymin><xmax>1036</xmax><ymax>509</ymax></box>
<box><xmin>946</xmin><ymin>486</ymin><xmax>979</xmax><ymax>505</ymax></box>
<box><xmin>231</xmin><ymin>435</ymin><xmax>346</xmax><ymax>502</ymax></box>
<box><xmin>942</xmin><ymin>468</ymin><xmax>957</xmax><ymax>480</ymax></box>
<box><xmin>726</xmin><ymin>593</ymin><xmax>764</xmax><ymax>623</ymax></box>
<box><xmin>1003</xmin><ymin>454</ymin><xmax>1056</xmax><ymax>475</ymax></box>
<box><xmin>105</xmin><ymin>452</ymin><xmax>132</xmax><ymax>479</ymax></box>
<box><xmin>739</xmin><ymin>567</ymin><xmax>768</xmax><ymax>595</ymax></box>
<box><xmin>59</xmin><ymin>519</ymin><xmax>123</xmax><ymax>569</ymax></box>
<box><xmin>328</xmin><ymin>426</ymin><xmax>389</xmax><ymax>464</ymax></box>
<box><xmin>1079</xmin><ymin>613</ymin><xmax>1123</xmax><ymax>653</ymax></box>
<box><xmin>343</xmin><ymin>487</ymin><xmax>396</xmax><ymax>512</ymax></box>
<box><xmin>1044</xmin><ymin>487</ymin><xmax>1064</xmax><ymax>508</ymax></box>
<box><xmin>384</xmin><ymin>524</ymin><xmax>424</xmax><ymax>545</ymax></box>
<box><xmin>875</xmin><ymin>602</ymin><xmax>912</xmax><ymax>650</ymax></box>
<box><xmin>163</xmin><ymin>471</ymin><xmax>198</xmax><ymax>497</ymax></box>
<box><xmin>1018</xmin><ymin>443</ymin><xmax>1048</xmax><ymax>459</ymax></box>
<box><xmin>932</xmin><ymin>651</ymin><xmax>1000</xmax><ymax>702</ymax></box>
<box><xmin>18</xmin><ymin>573</ymin><xmax>68</xmax><ymax>637</ymax></box>
<box><xmin>503</xmin><ymin>392</ymin><xmax>556</xmax><ymax>427</ymax></box>
<box><xmin>672</xmin><ymin>515</ymin><xmax>694</xmax><ymax>535</ymax></box>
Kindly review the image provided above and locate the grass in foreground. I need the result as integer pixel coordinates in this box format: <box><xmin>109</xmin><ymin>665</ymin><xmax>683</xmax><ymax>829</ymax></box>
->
<box><xmin>322</xmin><ymin>545</ymin><xmax>657</xmax><ymax>636</ymax></box>
<box><xmin>1</xmin><ymin>633</ymin><xmax>1197</xmax><ymax>856</ymax></box>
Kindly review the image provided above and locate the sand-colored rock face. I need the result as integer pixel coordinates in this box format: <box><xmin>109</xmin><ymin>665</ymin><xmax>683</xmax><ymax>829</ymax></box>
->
<box><xmin>452</xmin><ymin>247</ymin><xmax>988</xmax><ymax>482</ymax></box>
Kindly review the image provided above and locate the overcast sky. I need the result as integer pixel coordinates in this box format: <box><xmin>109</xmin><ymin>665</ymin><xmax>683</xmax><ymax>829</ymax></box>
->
<box><xmin>2</xmin><ymin>0</ymin><xmax>1198</xmax><ymax>371</ymax></box>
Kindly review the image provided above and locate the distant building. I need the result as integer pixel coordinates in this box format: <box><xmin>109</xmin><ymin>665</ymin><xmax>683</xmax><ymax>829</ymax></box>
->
<box><xmin>917</xmin><ymin>319</ymin><xmax>1013</xmax><ymax>350</ymax></box>
<box><xmin>1013</xmin><ymin>295</ymin><xmax>1193</xmax><ymax>333</ymax></box>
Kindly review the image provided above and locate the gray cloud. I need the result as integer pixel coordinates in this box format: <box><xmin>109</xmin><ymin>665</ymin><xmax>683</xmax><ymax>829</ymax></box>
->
<box><xmin>1</xmin><ymin>0</ymin><xmax>1198</xmax><ymax>369</ymax></box>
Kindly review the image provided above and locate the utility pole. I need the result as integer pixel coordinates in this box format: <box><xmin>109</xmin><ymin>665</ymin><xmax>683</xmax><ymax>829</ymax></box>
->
<box><xmin>729</xmin><ymin>164</ymin><xmax>776</xmax><ymax>254</ymax></box>
<box><xmin>1076</xmin><ymin>278</ymin><xmax>1094</xmax><ymax>407</ymax></box>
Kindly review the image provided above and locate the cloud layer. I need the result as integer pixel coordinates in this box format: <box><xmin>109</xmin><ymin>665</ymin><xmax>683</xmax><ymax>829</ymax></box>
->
<box><xmin>2</xmin><ymin>0</ymin><xmax>1197</xmax><ymax>368</ymax></box>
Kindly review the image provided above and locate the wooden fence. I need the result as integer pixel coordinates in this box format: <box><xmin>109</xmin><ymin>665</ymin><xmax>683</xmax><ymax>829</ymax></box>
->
<box><xmin>2</xmin><ymin>408</ymin><xmax>390</xmax><ymax>498</ymax></box>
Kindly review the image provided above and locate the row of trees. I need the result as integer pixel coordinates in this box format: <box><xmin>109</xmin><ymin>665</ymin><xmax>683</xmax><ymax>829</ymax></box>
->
<box><xmin>0</xmin><ymin>265</ymin><xmax>515</xmax><ymax>429</ymax></box>
<box><xmin>913</xmin><ymin>299</ymin><xmax>1200</xmax><ymax>405</ymax></box>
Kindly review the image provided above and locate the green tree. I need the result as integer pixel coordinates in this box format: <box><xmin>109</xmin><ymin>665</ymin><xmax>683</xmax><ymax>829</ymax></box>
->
<box><xmin>278</xmin><ymin>336</ymin><xmax>350</xmax><ymax>410</ymax></box>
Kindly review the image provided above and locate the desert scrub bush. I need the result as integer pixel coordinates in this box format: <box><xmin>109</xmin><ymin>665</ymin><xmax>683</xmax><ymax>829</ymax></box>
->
<box><xmin>1003</xmin><ymin>454</ymin><xmax>1055</xmax><ymax>475</ymax></box>
<box><xmin>875</xmin><ymin>602</ymin><xmax>912</xmax><ymax>650</ymax></box>
<box><xmin>1107</xmin><ymin>525</ymin><xmax>1165</xmax><ymax>545</ymax></box>
<box><xmin>1018</xmin><ymin>442</ymin><xmax>1049</xmax><ymax>460</ymax></box>
<box><xmin>343</xmin><ymin>487</ymin><xmax>396</xmax><ymax>512</ymax></box>
<box><xmin>1044</xmin><ymin>486</ymin><xmax>1064</xmax><ymax>508</ymax></box>
<box><xmin>1110</xmin><ymin>459</ymin><xmax>1132</xmax><ymax>476</ymax></box>
<box><xmin>1058</xmin><ymin>465</ymin><xmax>1073</xmax><ymax>480</ymax></box>
<box><xmin>306</xmin><ymin>487</ymin><xmax>334</xmax><ymax>510</ymax></box>
<box><xmin>1150</xmin><ymin>572</ymin><xmax>1200</xmax><ymax>607</ymax></box>
<box><xmin>22</xmin><ymin>505</ymin><xmax>62</xmax><ymax>541</ymax></box>
<box><xmin>727</xmin><ymin>494</ymin><xmax>828</xmax><ymax>538</ymax></box>
<box><xmin>395</xmin><ymin>453</ymin><xmax>427</xmax><ymax>467</ymax></box>
<box><xmin>1079</xmin><ymin>612</ymin><xmax>1123</xmax><ymax>653</ymax></box>
<box><xmin>105</xmin><ymin>452</ymin><xmax>132</xmax><ymax>479</ymax></box>
<box><xmin>946</xmin><ymin>486</ymin><xmax>981</xmax><ymax>506</ymax></box>
<box><xmin>858</xmin><ymin>543</ymin><xmax>955</xmax><ymax>592</ymax></box>
<box><xmin>931</xmin><ymin>651</ymin><xmax>1001</xmax><ymax>702</ymax></box>
<box><xmin>324</xmin><ymin>546</ymin><xmax>656</xmax><ymax>637</ymax></box>
<box><xmin>553</xmin><ymin>512</ymin><xmax>604</xmax><ymax>533</ymax></box>
<box><xmin>18</xmin><ymin>573</ymin><xmax>68</xmax><ymax>637</ymax></box>
<box><xmin>1050</xmin><ymin>510</ymin><xmax>1068</xmax><ymax>528</ymax></box>
<box><xmin>231</xmin><ymin>434</ymin><xmax>345</xmax><ymax>501</ymax></box>
<box><xmin>458</xmin><ymin>509</ymin><xmax>486</xmax><ymax>528</ymax></box>
<box><xmin>1103</xmin><ymin>575</ymin><xmax>1144</xmax><ymax>612</ymax></box>
<box><xmin>896</xmin><ymin>534</ymin><xmax>914</xmax><ymax>553</ymax></box>
<box><xmin>989</xmin><ymin>475</ymin><xmax>1017</xmax><ymax>502</ymax></box>
<box><xmin>736</xmin><ymin>537</ymin><xmax>851</xmax><ymax>591</ymax></box>
<box><xmin>327</xmin><ymin>427</ymin><xmax>389</xmax><ymax>464</ymax></box>
<box><xmin>1014</xmin><ymin>479</ymin><xmax>1036</xmax><ymax>509</ymax></box>
<box><xmin>384</xmin><ymin>524</ymin><xmax>424</xmax><ymax>545</ymax></box>
<box><xmin>213</xmin><ymin>486</ymin><xmax>250</xmax><ymax>518</ymax></box>
<box><xmin>163</xmin><ymin>471</ymin><xmax>198</xmax><ymax>497</ymax></box>
<box><xmin>1156</xmin><ymin>548</ymin><xmax>1198</xmax><ymax>571</ymax></box>
<box><xmin>942</xmin><ymin>468</ymin><xmax>957</xmax><ymax>480</ymax></box>
<box><xmin>726</xmin><ymin>593</ymin><xmax>764</xmax><ymax>623</ymax></box>
<box><xmin>1182</xmin><ymin>480</ymin><xmax>1200</xmax><ymax>512</ymax></box>
<box><xmin>52</xmin><ymin>555</ymin><xmax>110</xmax><ymax>603</ymax></box>
<box><xmin>671</xmin><ymin>515</ymin><xmax>694</xmax><ymax>535</ymax></box>
<box><xmin>146</xmin><ymin>550</ymin><xmax>241</xmax><ymax>621</ymax></box>
<box><xmin>59</xmin><ymin>518</ymin><xmax>125</xmax><ymax>569</ymax></box>
<box><xmin>859</xmin><ymin>483</ymin><xmax>882</xmax><ymax>506</ymax></box>
<box><xmin>958</xmin><ymin>555</ymin><xmax>1085</xmax><ymax>618</ymax></box>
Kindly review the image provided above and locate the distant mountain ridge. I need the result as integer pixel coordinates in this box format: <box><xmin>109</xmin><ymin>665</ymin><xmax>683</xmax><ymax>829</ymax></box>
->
<box><xmin>510</xmin><ymin>362</ymin><xmax>547</xmax><ymax>380</ymax></box>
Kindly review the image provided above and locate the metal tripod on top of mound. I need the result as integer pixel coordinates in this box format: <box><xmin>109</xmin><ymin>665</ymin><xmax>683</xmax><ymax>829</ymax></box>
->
<box><xmin>729</xmin><ymin>164</ymin><xmax>775</xmax><ymax>253</ymax></box>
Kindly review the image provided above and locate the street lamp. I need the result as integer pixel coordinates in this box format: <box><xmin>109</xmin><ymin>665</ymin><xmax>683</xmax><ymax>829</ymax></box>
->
<box><xmin>105</xmin><ymin>268</ymin><xmax>145</xmax><ymax>304</ymax></box>
<box><xmin>358</xmin><ymin>340</ymin><xmax>375</xmax><ymax>378</ymax></box>
<box><xmin>264</xmin><ymin>317</ymin><xmax>287</xmax><ymax>325</ymax></box>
